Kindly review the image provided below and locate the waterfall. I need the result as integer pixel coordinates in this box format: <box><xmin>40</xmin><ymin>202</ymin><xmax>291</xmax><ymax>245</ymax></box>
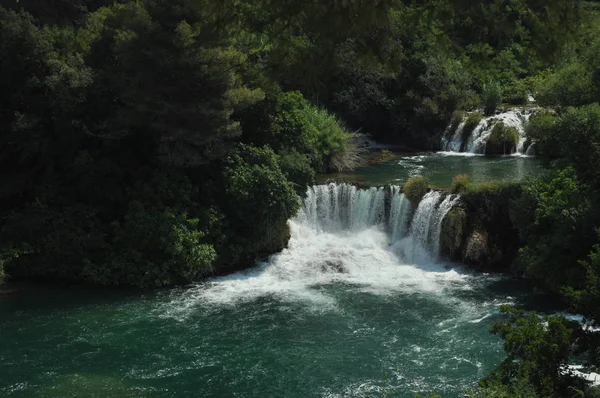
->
<box><xmin>442</xmin><ymin>121</ymin><xmax>467</xmax><ymax>152</ymax></box>
<box><xmin>395</xmin><ymin>191</ymin><xmax>459</xmax><ymax>264</ymax></box>
<box><xmin>442</xmin><ymin>109</ymin><xmax>535</xmax><ymax>155</ymax></box>
<box><xmin>298</xmin><ymin>183</ymin><xmax>459</xmax><ymax>264</ymax></box>
<box><xmin>300</xmin><ymin>183</ymin><xmax>387</xmax><ymax>232</ymax></box>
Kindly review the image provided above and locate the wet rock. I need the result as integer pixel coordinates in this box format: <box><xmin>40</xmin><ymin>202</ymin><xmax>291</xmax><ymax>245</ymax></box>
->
<box><xmin>320</xmin><ymin>260</ymin><xmax>347</xmax><ymax>273</ymax></box>
<box><xmin>440</xmin><ymin>206</ymin><xmax>467</xmax><ymax>260</ymax></box>
<box><xmin>463</xmin><ymin>230</ymin><xmax>490</xmax><ymax>267</ymax></box>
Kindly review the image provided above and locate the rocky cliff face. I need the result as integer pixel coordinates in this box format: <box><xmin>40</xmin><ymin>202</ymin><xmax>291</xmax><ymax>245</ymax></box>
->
<box><xmin>440</xmin><ymin>185</ymin><xmax>522</xmax><ymax>272</ymax></box>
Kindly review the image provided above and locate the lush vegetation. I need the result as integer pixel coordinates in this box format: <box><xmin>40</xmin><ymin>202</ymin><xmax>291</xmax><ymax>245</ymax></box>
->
<box><xmin>2</xmin><ymin>0</ymin><xmax>600</xmax><ymax>396</ymax></box>
<box><xmin>403</xmin><ymin>177</ymin><xmax>430</xmax><ymax>204</ymax></box>
<box><xmin>465</xmin><ymin>5</ymin><xmax>600</xmax><ymax>395</ymax></box>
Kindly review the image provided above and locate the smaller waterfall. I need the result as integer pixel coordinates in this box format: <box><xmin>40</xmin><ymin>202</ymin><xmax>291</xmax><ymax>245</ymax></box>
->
<box><xmin>442</xmin><ymin>109</ymin><xmax>534</xmax><ymax>155</ymax></box>
<box><xmin>442</xmin><ymin>121</ymin><xmax>467</xmax><ymax>152</ymax></box>
<box><xmin>389</xmin><ymin>186</ymin><xmax>412</xmax><ymax>243</ymax></box>
<box><xmin>396</xmin><ymin>191</ymin><xmax>460</xmax><ymax>264</ymax></box>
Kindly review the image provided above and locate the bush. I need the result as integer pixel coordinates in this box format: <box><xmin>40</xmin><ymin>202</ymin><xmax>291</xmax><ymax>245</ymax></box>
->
<box><xmin>486</xmin><ymin>122</ymin><xmax>520</xmax><ymax>154</ymax></box>
<box><xmin>536</xmin><ymin>63</ymin><xmax>598</xmax><ymax>107</ymax></box>
<box><xmin>481</xmin><ymin>306</ymin><xmax>574</xmax><ymax>398</ymax></box>
<box><xmin>451</xmin><ymin>174</ymin><xmax>472</xmax><ymax>193</ymax></box>
<box><xmin>502</xmin><ymin>79</ymin><xmax>529</xmax><ymax>105</ymax></box>
<box><xmin>403</xmin><ymin>177</ymin><xmax>430</xmax><ymax>204</ymax></box>
<box><xmin>461</xmin><ymin>112</ymin><xmax>484</xmax><ymax>144</ymax></box>
<box><xmin>241</xmin><ymin>91</ymin><xmax>361</xmax><ymax>172</ymax></box>
<box><xmin>513</xmin><ymin>167</ymin><xmax>597</xmax><ymax>291</ymax></box>
<box><xmin>97</xmin><ymin>203</ymin><xmax>217</xmax><ymax>287</ymax></box>
<box><xmin>219</xmin><ymin>144</ymin><xmax>300</xmax><ymax>267</ymax></box>
<box><xmin>482</xmin><ymin>80</ymin><xmax>503</xmax><ymax>115</ymax></box>
<box><xmin>278</xmin><ymin>149</ymin><xmax>315</xmax><ymax>196</ymax></box>
<box><xmin>525</xmin><ymin>110</ymin><xmax>558</xmax><ymax>156</ymax></box>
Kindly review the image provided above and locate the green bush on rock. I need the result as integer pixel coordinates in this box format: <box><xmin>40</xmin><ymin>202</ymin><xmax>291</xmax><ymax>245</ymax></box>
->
<box><xmin>451</xmin><ymin>174</ymin><xmax>472</xmax><ymax>194</ymax></box>
<box><xmin>218</xmin><ymin>144</ymin><xmax>300</xmax><ymax>268</ymax></box>
<box><xmin>485</xmin><ymin>122</ymin><xmax>520</xmax><ymax>155</ymax></box>
<box><xmin>403</xmin><ymin>177</ymin><xmax>430</xmax><ymax>204</ymax></box>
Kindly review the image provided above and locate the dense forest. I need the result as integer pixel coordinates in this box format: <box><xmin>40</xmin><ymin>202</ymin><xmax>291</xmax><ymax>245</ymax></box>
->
<box><xmin>2</xmin><ymin>0</ymin><xmax>600</xmax><ymax>397</ymax></box>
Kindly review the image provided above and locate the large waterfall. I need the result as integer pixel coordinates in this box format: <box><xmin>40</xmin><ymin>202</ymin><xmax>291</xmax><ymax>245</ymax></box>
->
<box><xmin>194</xmin><ymin>183</ymin><xmax>464</xmax><ymax>306</ymax></box>
<box><xmin>442</xmin><ymin>108</ymin><xmax>534</xmax><ymax>155</ymax></box>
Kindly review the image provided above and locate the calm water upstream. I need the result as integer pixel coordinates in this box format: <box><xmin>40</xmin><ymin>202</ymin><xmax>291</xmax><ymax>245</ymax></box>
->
<box><xmin>0</xmin><ymin>154</ymin><xmax>550</xmax><ymax>397</ymax></box>
<box><xmin>319</xmin><ymin>152</ymin><xmax>545</xmax><ymax>187</ymax></box>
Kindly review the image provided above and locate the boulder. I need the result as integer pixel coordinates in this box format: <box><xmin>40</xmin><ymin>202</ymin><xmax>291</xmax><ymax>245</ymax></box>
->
<box><xmin>463</xmin><ymin>230</ymin><xmax>490</xmax><ymax>267</ymax></box>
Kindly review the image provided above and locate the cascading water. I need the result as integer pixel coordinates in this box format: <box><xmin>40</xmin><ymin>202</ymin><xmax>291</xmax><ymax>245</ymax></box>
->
<box><xmin>389</xmin><ymin>185</ymin><xmax>412</xmax><ymax>243</ymax></box>
<box><xmin>193</xmin><ymin>183</ymin><xmax>464</xmax><ymax>306</ymax></box>
<box><xmin>395</xmin><ymin>191</ymin><xmax>460</xmax><ymax>264</ymax></box>
<box><xmin>1</xmin><ymin>182</ymin><xmax>536</xmax><ymax>398</ymax></box>
<box><xmin>442</xmin><ymin>108</ymin><xmax>535</xmax><ymax>155</ymax></box>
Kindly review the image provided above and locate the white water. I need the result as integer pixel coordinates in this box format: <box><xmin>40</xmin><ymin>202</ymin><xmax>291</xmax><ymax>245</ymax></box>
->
<box><xmin>181</xmin><ymin>184</ymin><xmax>466</xmax><ymax>308</ymax></box>
<box><xmin>396</xmin><ymin>191</ymin><xmax>460</xmax><ymax>264</ymax></box>
<box><xmin>442</xmin><ymin>109</ymin><xmax>534</xmax><ymax>155</ymax></box>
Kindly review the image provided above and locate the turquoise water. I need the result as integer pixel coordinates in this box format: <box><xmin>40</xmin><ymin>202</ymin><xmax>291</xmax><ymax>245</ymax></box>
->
<box><xmin>319</xmin><ymin>152</ymin><xmax>545</xmax><ymax>187</ymax></box>
<box><xmin>1</xmin><ymin>275</ymin><xmax>536</xmax><ymax>397</ymax></box>
<box><xmin>0</xmin><ymin>154</ymin><xmax>551</xmax><ymax>397</ymax></box>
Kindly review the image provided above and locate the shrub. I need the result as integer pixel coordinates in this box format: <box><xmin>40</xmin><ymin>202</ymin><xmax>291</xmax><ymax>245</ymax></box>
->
<box><xmin>220</xmin><ymin>144</ymin><xmax>300</xmax><ymax>266</ymax></box>
<box><xmin>451</xmin><ymin>174</ymin><xmax>472</xmax><ymax>193</ymax></box>
<box><xmin>403</xmin><ymin>177</ymin><xmax>430</xmax><ymax>204</ymax></box>
<box><xmin>278</xmin><ymin>149</ymin><xmax>315</xmax><ymax>196</ymax></box>
<box><xmin>525</xmin><ymin>110</ymin><xmax>558</xmax><ymax>156</ymax></box>
<box><xmin>536</xmin><ymin>63</ymin><xmax>598</xmax><ymax>107</ymax></box>
<box><xmin>482</xmin><ymin>80</ymin><xmax>503</xmax><ymax>115</ymax></box>
<box><xmin>503</xmin><ymin>79</ymin><xmax>529</xmax><ymax>105</ymax></box>
<box><xmin>99</xmin><ymin>203</ymin><xmax>217</xmax><ymax>287</ymax></box>
<box><xmin>486</xmin><ymin>122</ymin><xmax>520</xmax><ymax>154</ymax></box>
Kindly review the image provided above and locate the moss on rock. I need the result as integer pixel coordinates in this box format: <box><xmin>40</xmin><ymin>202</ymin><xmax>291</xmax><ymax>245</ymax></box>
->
<box><xmin>403</xmin><ymin>177</ymin><xmax>430</xmax><ymax>204</ymax></box>
<box><xmin>485</xmin><ymin>122</ymin><xmax>520</xmax><ymax>154</ymax></box>
<box><xmin>441</xmin><ymin>206</ymin><xmax>467</xmax><ymax>259</ymax></box>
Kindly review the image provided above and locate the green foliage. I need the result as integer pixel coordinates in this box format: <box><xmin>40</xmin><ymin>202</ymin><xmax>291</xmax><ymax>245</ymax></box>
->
<box><xmin>513</xmin><ymin>168</ymin><xmax>596</xmax><ymax>291</ymax></box>
<box><xmin>278</xmin><ymin>149</ymin><xmax>316</xmax><ymax>197</ymax></box>
<box><xmin>99</xmin><ymin>203</ymin><xmax>216</xmax><ymax>287</ymax></box>
<box><xmin>451</xmin><ymin>174</ymin><xmax>472</xmax><ymax>194</ymax></box>
<box><xmin>525</xmin><ymin>110</ymin><xmax>559</xmax><ymax>157</ymax></box>
<box><xmin>481</xmin><ymin>306</ymin><xmax>575</xmax><ymax>397</ymax></box>
<box><xmin>537</xmin><ymin>63</ymin><xmax>598</xmax><ymax>107</ymax></box>
<box><xmin>482</xmin><ymin>80</ymin><xmax>502</xmax><ymax>116</ymax></box>
<box><xmin>241</xmin><ymin>91</ymin><xmax>360</xmax><ymax>173</ymax></box>
<box><xmin>218</xmin><ymin>144</ymin><xmax>300</xmax><ymax>267</ymax></box>
<box><xmin>486</xmin><ymin>123</ymin><xmax>519</xmax><ymax>155</ymax></box>
<box><xmin>450</xmin><ymin>110</ymin><xmax>465</xmax><ymax>132</ymax></box>
<box><xmin>502</xmin><ymin>79</ymin><xmax>530</xmax><ymax>105</ymax></box>
<box><xmin>403</xmin><ymin>177</ymin><xmax>430</xmax><ymax>204</ymax></box>
<box><xmin>565</xmin><ymin>238</ymin><xmax>600</xmax><ymax>325</ymax></box>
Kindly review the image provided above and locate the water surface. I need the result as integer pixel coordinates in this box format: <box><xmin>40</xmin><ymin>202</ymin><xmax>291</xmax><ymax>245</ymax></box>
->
<box><xmin>319</xmin><ymin>152</ymin><xmax>545</xmax><ymax>188</ymax></box>
<box><xmin>0</xmin><ymin>192</ymin><xmax>551</xmax><ymax>397</ymax></box>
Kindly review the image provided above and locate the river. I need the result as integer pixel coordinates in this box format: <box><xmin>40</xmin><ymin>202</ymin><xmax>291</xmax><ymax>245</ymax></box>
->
<box><xmin>0</xmin><ymin>153</ymin><xmax>550</xmax><ymax>397</ymax></box>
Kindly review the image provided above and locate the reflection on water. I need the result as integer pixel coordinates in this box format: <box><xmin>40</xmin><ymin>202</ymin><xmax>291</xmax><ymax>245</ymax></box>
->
<box><xmin>318</xmin><ymin>152</ymin><xmax>546</xmax><ymax>187</ymax></box>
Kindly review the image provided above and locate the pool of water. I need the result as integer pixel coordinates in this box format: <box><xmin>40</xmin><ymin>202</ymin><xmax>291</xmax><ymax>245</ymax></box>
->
<box><xmin>318</xmin><ymin>152</ymin><xmax>545</xmax><ymax>188</ymax></box>
<box><xmin>0</xmin><ymin>224</ymin><xmax>552</xmax><ymax>398</ymax></box>
<box><xmin>0</xmin><ymin>153</ymin><xmax>553</xmax><ymax>397</ymax></box>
